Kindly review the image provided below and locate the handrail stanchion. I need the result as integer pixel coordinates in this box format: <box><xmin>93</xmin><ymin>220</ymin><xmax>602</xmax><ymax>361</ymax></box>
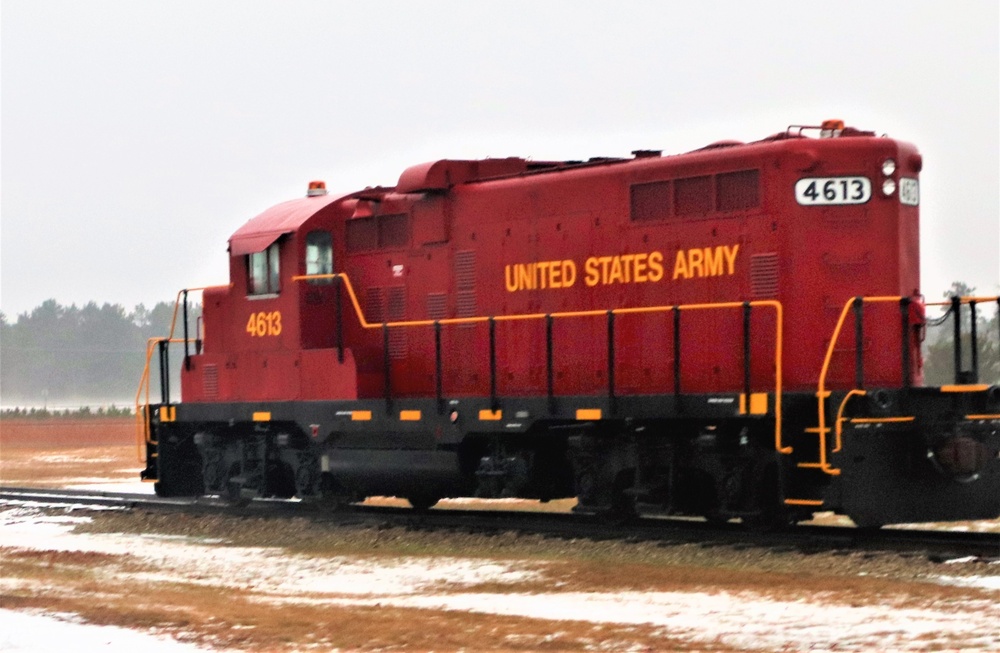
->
<box><xmin>335</xmin><ymin>275</ymin><xmax>344</xmax><ymax>364</ymax></box>
<box><xmin>742</xmin><ymin>302</ymin><xmax>752</xmax><ymax>401</ymax></box>
<box><xmin>158</xmin><ymin>340</ymin><xmax>170</xmax><ymax>405</ymax></box>
<box><xmin>853</xmin><ymin>297</ymin><xmax>864</xmax><ymax>389</ymax></box>
<box><xmin>434</xmin><ymin>320</ymin><xmax>443</xmax><ymax>414</ymax></box>
<box><xmin>673</xmin><ymin>307</ymin><xmax>682</xmax><ymax>406</ymax></box>
<box><xmin>900</xmin><ymin>297</ymin><xmax>911</xmax><ymax>388</ymax></box>
<box><xmin>952</xmin><ymin>295</ymin><xmax>962</xmax><ymax>384</ymax></box>
<box><xmin>607</xmin><ymin>310</ymin><xmax>616</xmax><ymax>416</ymax></box>
<box><xmin>773</xmin><ymin>300</ymin><xmax>788</xmax><ymax>453</ymax></box>
<box><xmin>546</xmin><ymin>314</ymin><xmax>554</xmax><ymax>414</ymax></box>
<box><xmin>489</xmin><ymin>316</ymin><xmax>497</xmax><ymax>411</ymax></box>
<box><xmin>969</xmin><ymin>300</ymin><xmax>979</xmax><ymax>383</ymax></box>
<box><xmin>182</xmin><ymin>289</ymin><xmax>190</xmax><ymax>371</ymax></box>
<box><xmin>383</xmin><ymin>323</ymin><xmax>392</xmax><ymax>414</ymax></box>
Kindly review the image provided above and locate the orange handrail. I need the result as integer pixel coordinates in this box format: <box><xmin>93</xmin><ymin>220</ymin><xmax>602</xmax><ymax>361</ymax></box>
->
<box><xmin>135</xmin><ymin>286</ymin><xmax>225</xmax><ymax>463</ymax></box>
<box><xmin>924</xmin><ymin>295</ymin><xmax>1000</xmax><ymax>307</ymax></box>
<box><xmin>833</xmin><ymin>389</ymin><xmax>867</xmax><ymax>453</ymax></box>
<box><xmin>815</xmin><ymin>296</ymin><xmax>902</xmax><ymax>475</ymax></box>
<box><xmin>814</xmin><ymin>294</ymin><xmax>1000</xmax><ymax>476</ymax></box>
<box><xmin>293</xmin><ymin>273</ymin><xmax>788</xmax><ymax>453</ymax></box>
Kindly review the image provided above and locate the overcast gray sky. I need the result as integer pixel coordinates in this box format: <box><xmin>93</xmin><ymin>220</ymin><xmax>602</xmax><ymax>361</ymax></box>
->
<box><xmin>2</xmin><ymin>1</ymin><xmax>998</xmax><ymax>318</ymax></box>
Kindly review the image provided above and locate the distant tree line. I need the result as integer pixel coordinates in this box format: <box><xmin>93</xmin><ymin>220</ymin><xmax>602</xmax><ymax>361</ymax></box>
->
<box><xmin>1</xmin><ymin>299</ymin><xmax>200</xmax><ymax>408</ymax></box>
<box><xmin>2</xmin><ymin>405</ymin><xmax>134</xmax><ymax>419</ymax></box>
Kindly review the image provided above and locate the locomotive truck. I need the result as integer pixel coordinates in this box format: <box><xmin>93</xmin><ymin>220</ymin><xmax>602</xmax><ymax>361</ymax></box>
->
<box><xmin>138</xmin><ymin>120</ymin><xmax>1000</xmax><ymax>528</ymax></box>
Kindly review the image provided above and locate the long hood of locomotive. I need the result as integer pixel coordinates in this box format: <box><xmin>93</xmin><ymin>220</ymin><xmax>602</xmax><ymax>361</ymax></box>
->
<box><xmin>187</xmin><ymin>131</ymin><xmax>922</xmax><ymax>404</ymax></box>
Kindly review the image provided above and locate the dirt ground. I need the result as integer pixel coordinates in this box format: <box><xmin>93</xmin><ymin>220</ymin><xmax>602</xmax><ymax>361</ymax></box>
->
<box><xmin>0</xmin><ymin>417</ymin><xmax>141</xmax><ymax>489</ymax></box>
<box><xmin>2</xmin><ymin>418</ymin><xmax>999</xmax><ymax>651</ymax></box>
<box><xmin>0</xmin><ymin>417</ymin><xmax>136</xmax><ymax>448</ymax></box>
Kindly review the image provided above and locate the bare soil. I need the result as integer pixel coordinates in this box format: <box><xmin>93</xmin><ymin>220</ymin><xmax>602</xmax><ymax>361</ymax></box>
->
<box><xmin>0</xmin><ymin>417</ymin><xmax>135</xmax><ymax>448</ymax></box>
<box><xmin>1</xmin><ymin>417</ymin><xmax>138</xmax><ymax>488</ymax></box>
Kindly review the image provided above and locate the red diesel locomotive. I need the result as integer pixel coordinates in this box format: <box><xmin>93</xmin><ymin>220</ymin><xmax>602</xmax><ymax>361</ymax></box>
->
<box><xmin>139</xmin><ymin>120</ymin><xmax>1000</xmax><ymax>527</ymax></box>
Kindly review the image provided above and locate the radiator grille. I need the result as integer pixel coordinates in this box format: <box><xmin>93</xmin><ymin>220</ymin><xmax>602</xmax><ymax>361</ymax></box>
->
<box><xmin>426</xmin><ymin>292</ymin><xmax>447</xmax><ymax>320</ymax></box>
<box><xmin>456</xmin><ymin>290</ymin><xmax>477</xmax><ymax>328</ymax></box>
<box><xmin>750</xmin><ymin>253</ymin><xmax>780</xmax><ymax>298</ymax></box>
<box><xmin>455</xmin><ymin>250</ymin><xmax>476</xmax><ymax>291</ymax></box>
<box><xmin>203</xmin><ymin>364</ymin><xmax>218</xmax><ymax>399</ymax></box>
<box><xmin>387</xmin><ymin>286</ymin><xmax>407</xmax><ymax>359</ymax></box>
<box><xmin>364</xmin><ymin>287</ymin><xmax>384</xmax><ymax>324</ymax></box>
<box><xmin>455</xmin><ymin>250</ymin><xmax>477</xmax><ymax>328</ymax></box>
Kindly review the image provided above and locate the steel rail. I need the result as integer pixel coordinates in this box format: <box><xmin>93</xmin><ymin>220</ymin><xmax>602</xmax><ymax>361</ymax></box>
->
<box><xmin>3</xmin><ymin>486</ymin><xmax>996</xmax><ymax>560</ymax></box>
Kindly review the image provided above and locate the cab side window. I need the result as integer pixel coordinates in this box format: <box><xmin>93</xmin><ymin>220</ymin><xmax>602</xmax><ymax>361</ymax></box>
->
<box><xmin>305</xmin><ymin>230</ymin><xmax>334</xmax><ymax>284</ymax></box>
<box><xmin>248</xmin><ymin>242</ymin><xmax>280</xmax><ymax>295</ymax></box>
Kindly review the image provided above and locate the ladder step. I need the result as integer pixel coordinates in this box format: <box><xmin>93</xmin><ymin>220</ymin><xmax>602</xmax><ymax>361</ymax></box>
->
<box><xmin>803</xmin><ymin>426</ymin><xmax>830</xmax><ymax>434</ymax></box>
<box><xmin>784</xmin><ymin>498</ymin><xmax>824</xmax><ymax>507</ymax></box>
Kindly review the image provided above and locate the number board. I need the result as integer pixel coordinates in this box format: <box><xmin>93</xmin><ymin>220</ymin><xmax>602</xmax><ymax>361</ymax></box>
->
<box><xmin>899</xmin><ymin>178</ymin><xmax>919</xmax><ymax>206</ymax></box>
<box><xmin>246</xmin><ymin>311</ymin><xmax>282</xmax><ymax>337</ymax></box>
<box><xmin>795</xmin><ymin>177</ymin><xmax>871</xmax><ymax>205</ymax></box>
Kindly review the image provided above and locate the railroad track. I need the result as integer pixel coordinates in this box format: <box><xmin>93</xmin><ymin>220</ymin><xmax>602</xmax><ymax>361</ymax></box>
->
<box><xmin>3</xmin><ymin>486</ymin><xmax>998</xmax><ymax>561</ymax></box>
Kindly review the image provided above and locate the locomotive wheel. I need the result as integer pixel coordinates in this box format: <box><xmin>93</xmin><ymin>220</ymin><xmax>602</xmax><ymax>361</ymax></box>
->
<box><xmin>848</xmin><ymin>513</ymin><xmax>884</xmax><ymax>530</ymax></box>
<box><xmin>742</xmin><ymin>465</ymin><xmax>789</xmax><ymax>532</ymax></box>
<box><xmin>224</xmin><ymin>463</ymin><xmax>251</xmax><ymax>507</ymax></box>
<box><xmin>742</xmin><ymin>508</ymin><xmax>789</xmax><ymax>532</ymax></box>
<box><xmin>311</xmin><ymin>472</ymin><xmax>357</xmax><ymax>510</ymax></box>
<box><xmin>269</xmin><ymin>461</ymin><xmax>297</xmax><ymax>499</ymax></box>
<box><xmin>152</xmin><ymin>462</ymin><xmax>196</xmax><ymax>498</ymax></box>
<box><xmin>601</xmin><ymin>471</ymin><xmax>638</xmax><ymax>524</ymax></box>
<box><xmin>225</xmin><ymin>482</ymin><xmax>250</xmax><ymax>507</ymax></box>
<box><xmin>703</xmin><ymin>512</ymin><xmax>730</xmax><ymax>525</ymax></box>
<box><xmin>303</xmin><ymin>493</ymin><xmax>346</xmax><ymax>512</ymax></box>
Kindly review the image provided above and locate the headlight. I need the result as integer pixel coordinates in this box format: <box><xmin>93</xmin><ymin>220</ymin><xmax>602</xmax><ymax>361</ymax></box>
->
<box><xmin>881</xmin><ymin>159</ymin><xmax>896</xmax><ymax>176</ymax></box>
<box><xmin>882</xmin><ymin>179</ymin><xmax>897</xmax><ymax>196</ymax></box>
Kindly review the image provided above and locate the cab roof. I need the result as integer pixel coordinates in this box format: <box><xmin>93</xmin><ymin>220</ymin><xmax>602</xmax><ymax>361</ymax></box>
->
<box><xmin>228</xmin><ymin>193</ymin><xmax>344</xmax><ymax>256</ymax></box>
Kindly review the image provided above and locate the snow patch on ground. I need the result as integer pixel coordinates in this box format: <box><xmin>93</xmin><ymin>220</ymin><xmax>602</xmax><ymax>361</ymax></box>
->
<box><xmin>34</xmin><ymin>453</ymin><xmax>121</xmax><ymax>464</ymax></box>
<box><xmin>889</xmin><ymin>517</ymin><xmax>1000</xmax><ymax>534</ymax></box>
<box><xmin>806</xmin><ymin>511</ymin><xmax>1000</xmax><ymax>533</ymax></box>
<box><xmin>1</xmin><ymin>504</ymin><xmax>541</xmax><ymax>596</ymax></box>
<box><xmin>937</xmin><ymin>574</ymin><xmax>1000</xmax><ymax>592</ymax></box>
<box><xmin>325</xmin><ymin>590</ymin><xmax>1000</xmax><ymax>652</ymax></box>
<box><xmin>0</xmin><ymin>609</ymin><xmax>215</xmax><ymax>652</ymax></box>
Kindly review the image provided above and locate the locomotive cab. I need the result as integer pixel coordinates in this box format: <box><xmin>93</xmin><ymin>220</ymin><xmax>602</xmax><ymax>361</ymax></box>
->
<box><xmin>181</xmin><ymin>183</ymin><xmax>358</xmax><ymax>403</ymax></box>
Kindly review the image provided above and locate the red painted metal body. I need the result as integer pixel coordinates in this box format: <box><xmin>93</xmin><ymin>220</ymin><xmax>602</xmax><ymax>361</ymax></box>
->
<box><xmin>181</xmin><ymin>125</ymin><xmax>922</xmax><ymax>404</ymax></box>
